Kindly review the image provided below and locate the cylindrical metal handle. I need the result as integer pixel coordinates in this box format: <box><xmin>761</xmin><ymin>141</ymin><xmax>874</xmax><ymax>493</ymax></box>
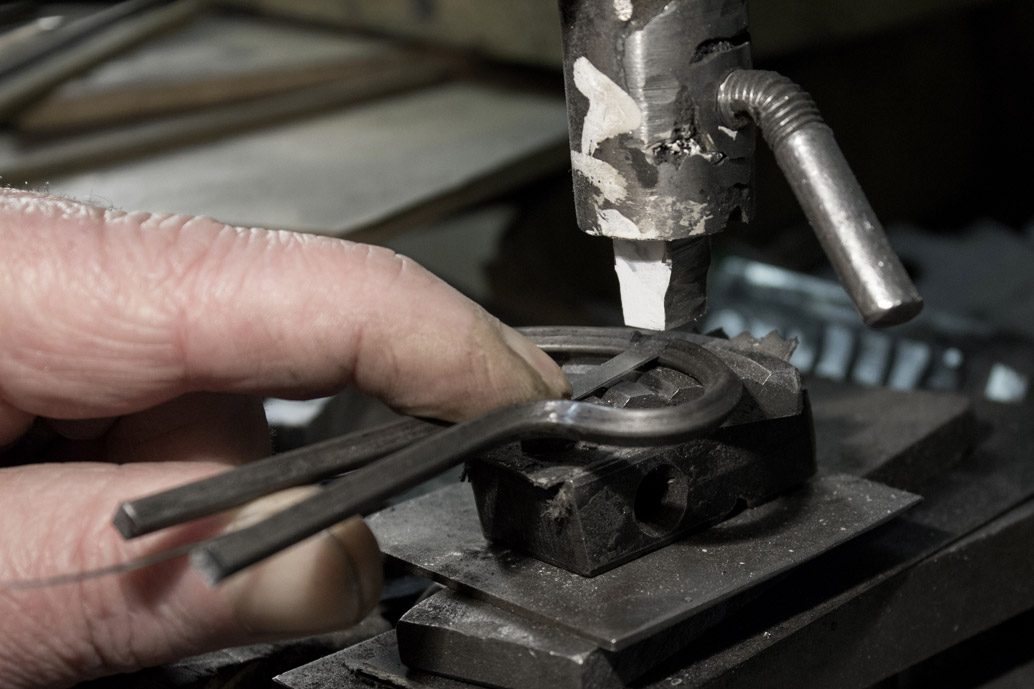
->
<box><xmin>718</xmin><ymin>70</ymin><xmax>922</xmax><ymax>328</ymax></box>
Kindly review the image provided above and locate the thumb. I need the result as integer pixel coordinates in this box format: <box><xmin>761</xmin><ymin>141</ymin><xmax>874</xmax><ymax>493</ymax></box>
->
<box><xmin>0</xmin><ymin>462</ymin><xmax>381</xmax><ymax>688</ymax></box>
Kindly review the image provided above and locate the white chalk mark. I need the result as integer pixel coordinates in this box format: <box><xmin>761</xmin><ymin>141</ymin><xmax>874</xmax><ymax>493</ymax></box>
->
<box><xmin>598</xmin><ymin>208</ymin><xmax>641</xmax><ymax>236</ymax></box>
<box><xmin>572</xmin><ymin>57</ymin><xmax>641</xmax><ymax>156</ymax></box>
<box><xmin>613</xmin><ymin>239</ymin><xmax>672</xmax><ymax>330</ymax></box>
<box><xmin>718</xmin><ymin>125</ymin><xmax>740</xmax><ymax>140</ymax></box>
<box><xmin>614</xmin><ymin>0</ymin><xmax>633</xmax><ymax>21</ymax></box>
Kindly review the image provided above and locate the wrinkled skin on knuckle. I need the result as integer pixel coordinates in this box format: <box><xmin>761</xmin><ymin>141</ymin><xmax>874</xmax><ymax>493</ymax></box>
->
<box><xmin>0</xmin><ymin>194</ymin><xmax>197</xmax><ymax>418</ymax></box>
<box><xmin>343</xmin><ymin>246</ymin><xmax>503</xmax><ymax>421</ymax></box>
<box><xmin>166</xmin><ymin>226</ymin><xmax>370</xmax><ymax>396</ymax></box>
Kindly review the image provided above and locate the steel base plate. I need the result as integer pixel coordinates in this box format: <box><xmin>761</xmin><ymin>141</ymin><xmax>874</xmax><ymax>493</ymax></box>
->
<box><xmin>368</xmin><ymin>475</ymin><xmax>918</xmax><ymax>651</ymax></box>
<box><xmin>275</xmin><ymin>631</ymin><xmax>462</xmax><ymax>689</ymax></box>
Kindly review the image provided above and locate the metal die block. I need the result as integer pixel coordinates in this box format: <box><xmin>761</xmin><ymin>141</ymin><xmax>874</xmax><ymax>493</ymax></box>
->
<box><xmin>467</xmin><ymin>400</ymin><xmax>816</xmax><ymax>576</ymax></box>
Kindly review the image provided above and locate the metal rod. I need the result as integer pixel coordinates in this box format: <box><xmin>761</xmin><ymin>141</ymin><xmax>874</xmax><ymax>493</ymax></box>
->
<box><xmin>718</xmin><ymin>70</ymin><xmax>923</xmax><ymax>328</ymax></box>
<box><xmin>113</xmin><ymin>417</ymin><xmax>441</xmax><ymax>538</ymax></box>
<box><xmin>191</xmin><ymin>408</ymin><xmax>533</xmax><ymax>586</ymax></box>
<box><xmin>0</xmin><ymin>0</ymin><xmax>170</xmax><ymax>79</ymax></box>
<box><xmin>568</xmin><ymin>333</ymin><xmax>667</xmax><ymax>399</ymax></box>
<box><xmin>0</xmin><ymin>0</ymin><xmax>199</xmax><ymax>120</ymax></box>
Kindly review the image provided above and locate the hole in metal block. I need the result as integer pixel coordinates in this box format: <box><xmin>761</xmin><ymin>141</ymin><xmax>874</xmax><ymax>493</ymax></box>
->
<box><xmin>634</xmin><ymin>464</ymin><xmax>689</xmax><ymax>537</ymax></box>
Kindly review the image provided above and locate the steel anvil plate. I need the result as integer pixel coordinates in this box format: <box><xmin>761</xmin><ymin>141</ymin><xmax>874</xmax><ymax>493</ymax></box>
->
<box><xmin>368</xmin><ymin>474</ymin><xmax>919</xmax><ymax>651</ymax></box>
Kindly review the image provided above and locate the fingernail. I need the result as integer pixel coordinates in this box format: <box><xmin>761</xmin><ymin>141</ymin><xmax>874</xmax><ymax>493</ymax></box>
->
<box><xmin>0</xmin><ymin>402</ymin><xmax>34</xmax><ymax>449</ymax></box>
<box><xmin>221</xmin><ymin>489</ymin><xmax>383</xmax><ymax>636</ymax></box>
<box><xmin>500</xmin><ymin>325</ymin><xmax>572</xmax><ymax>398</ymax></box>
<box><xmin>47</xmin><ymin>416</ymin><xmax>118</xmax><ymax>440</ymax></box>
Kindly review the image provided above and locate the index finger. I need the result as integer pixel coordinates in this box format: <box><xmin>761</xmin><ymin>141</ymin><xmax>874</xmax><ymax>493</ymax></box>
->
<box><xmin>0</xmin><ymin>190</ymin><xmax>569</xmax><ymax>437</ymax></box>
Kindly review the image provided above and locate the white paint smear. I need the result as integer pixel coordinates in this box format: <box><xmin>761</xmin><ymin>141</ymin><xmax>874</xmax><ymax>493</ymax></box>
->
<box><xmin>614</xmin><ymin>0</ymin><xmax>633</xmax><ymax>21</ymax></box>
<box><xmin>598</xmin><ymin>208</ymin><xmax>640</xmax><ymax>236</ymax></box>
<box><xmin>571</xmin><ymin>151</ymin><xmax>628</xmax><ymax>203</ymax></box>
<box><xmin>572</xmin><ymin>56</ymin><xmax>641</xmax><ymax>155</ymax></box>
<box><xmin>613</xmin><ymin>239</ymin><xmax>671</xmax><ymax>330</ymax></box>
<box><xmin>669</xmin><ymin>196</ymin><xmax>714</xmax><ymax>234</ymax></box>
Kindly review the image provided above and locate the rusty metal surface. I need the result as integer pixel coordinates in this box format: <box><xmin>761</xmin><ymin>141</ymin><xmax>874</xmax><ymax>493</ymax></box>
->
<box><xmin>369</xmin><ymin>474</ymin><xmax>918</xmax><ymax>651</ymax></box>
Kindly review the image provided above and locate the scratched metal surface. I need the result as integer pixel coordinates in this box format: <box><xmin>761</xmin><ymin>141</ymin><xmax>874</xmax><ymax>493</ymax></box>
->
<box><xmin>278</xmin><ymin>491</ymin><xmax>1034</xmax><ymax>689</ymax></box>
<box><xmin>276</xmin><ymin>631</ymin><xmax>467</xmax><ymax>689</ymax></box>
<box><xmin>368</xmin><ymin>475</ymin><xmax>918</xmax><ymax>651</ymax></box>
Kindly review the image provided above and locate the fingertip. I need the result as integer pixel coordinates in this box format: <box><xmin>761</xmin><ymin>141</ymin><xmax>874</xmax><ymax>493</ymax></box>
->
<box><xmin>326</xmin><ymin>517</ymin><xmax>383</xmax><ymax>622</ymax></box>
<box><xmin>221</xmin><ymin>493</ymin><xmax>382</xmax><ymax>636</ymax></box>
<box><xmin>0</xmin><ymin>401</ymin><xmax>34</xmax><ymax>449</ymax></box>
<box><xmin>498</xmin><ymin>324</ymin><xmax>572</xmax><ymax>400</ymax></box>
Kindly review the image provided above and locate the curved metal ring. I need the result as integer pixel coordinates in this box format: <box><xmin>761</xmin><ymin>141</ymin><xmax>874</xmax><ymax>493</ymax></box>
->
<box><xmin>516</xmin><ymin>326</ymin><xmax>742</xmax><ymax>445</ymax></box>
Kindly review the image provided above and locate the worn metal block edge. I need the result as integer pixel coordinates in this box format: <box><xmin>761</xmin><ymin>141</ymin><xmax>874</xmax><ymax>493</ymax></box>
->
<box><xmin>275</xmin><ymin>631</ymin><xmax>468</xmax><ymax>689</ymax></box>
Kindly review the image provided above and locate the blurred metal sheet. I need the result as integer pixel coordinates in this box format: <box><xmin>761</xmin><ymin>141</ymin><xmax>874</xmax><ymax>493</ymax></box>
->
<box><xmin>31</xmin><ymin>83</ymin><xmax>567</xmax><ymax>238</ymax></box>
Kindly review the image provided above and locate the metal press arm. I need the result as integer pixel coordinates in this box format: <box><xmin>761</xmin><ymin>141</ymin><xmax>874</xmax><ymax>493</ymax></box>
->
<box><xmin>718</xmin><ymin>70</ymin><xmax>922</xmax><ymax>327</ymax></box>
<box><xmin>558</xmin><ymin>0</ymin><xmax>921</xmax><ymax>331</ymax></box>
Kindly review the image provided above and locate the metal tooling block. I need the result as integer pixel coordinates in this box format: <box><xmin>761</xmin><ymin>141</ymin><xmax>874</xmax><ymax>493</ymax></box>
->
<box><xmin>470</xmin><ymin>328</ymin><xmax>813</xmax><ymax>576</ymax></box>
<box><xmin>278</xmin><ymin>385</ymin><xmax>990</xmax><ymax>689</ymax></box>
<box><xmin>382</xmin><ymin>385</ymin><xmax>975</xmax><ymax>689</ymax></box>
<box><xmin>396</xmin><ymin>590</ymin><xmax>612</xmax><ymax>689</ymax></box>
<box><xmin>368</xmin><ymin>475</ymin><xmax>919</xmax><ymax>652</ymax></box>
<box><xmin>466</xmin><ymin>404</ymin><xmax>816</xmax><ymax>576</ymax></box>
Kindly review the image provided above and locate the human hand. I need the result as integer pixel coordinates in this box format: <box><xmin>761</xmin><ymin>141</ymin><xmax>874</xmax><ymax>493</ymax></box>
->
<box><xmin>0</xmin><ymin>189</ymin><xmax>569</xmax><ymax>688</ymax></box>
